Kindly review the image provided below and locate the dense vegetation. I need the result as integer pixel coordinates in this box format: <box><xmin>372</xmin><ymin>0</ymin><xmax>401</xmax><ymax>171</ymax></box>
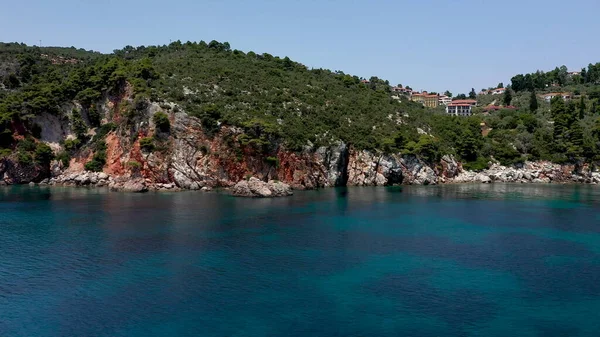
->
<box><xmin>510</xmin><ymin>64</ymin><xmax>600</xmax><ymax>92</ymax></box>
<box><xmin>1</xmin><ymin>40</ymin><xmax>600</xmax><ymax>172</ymax></box>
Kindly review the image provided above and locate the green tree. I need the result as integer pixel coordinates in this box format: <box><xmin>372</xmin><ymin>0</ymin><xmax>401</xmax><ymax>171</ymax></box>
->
<box><xmin>153</xmin><ymin>111</ymin><xmax>170</xmax><ymax>133</ymax></box>
<box><xmin>529</xmin><ymin>90</ymin><xmax>538</xmax><ymax>112</ymax></box>
<box><xmin>503</xmin><ymin>88</ymin><xmax>513</xmax><ymax>106</ymax></box>
<box><xmin>70</xmin><ymin>110</ymin><xmax>88</xmax><ymax>139</ymax></box>
<box><xmin>578</xmin><ymin>96</ymin><xmax>585</xmax><ymax>119</ymax></box>
<box><xmin>497</xmin><ymin>82</ymin><xmax>504</xmax><ymax>88</ymax></box>
<box><xmin>443</xmin><ymin>90</ymin><xmax>452</xmax><ymax>97</ymax></box>
<box><xmin>468</xmin><ymin>88</ymin><xmax>476</xmax><ymax>99</ymax></box>
<box><xmin>551</xmin><ymin>96</ymin><xmax>566</xmax><ymax>118</ymax></box>
<box><xmin>3</xmin><ymin>73</ymin><xmax>20</xmax><ymax>89</ymax></box>
<box><xmin>34</xmin><ymin>142</ymin><xmax>54</xmax><ymax>166</ymax></box>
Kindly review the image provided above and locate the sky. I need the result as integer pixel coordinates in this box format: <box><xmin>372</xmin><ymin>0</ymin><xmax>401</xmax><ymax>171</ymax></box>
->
<box><xmin>2</xmin><ymin>0</ymin><xmax>599</xmax><ymax>94</ymax></box>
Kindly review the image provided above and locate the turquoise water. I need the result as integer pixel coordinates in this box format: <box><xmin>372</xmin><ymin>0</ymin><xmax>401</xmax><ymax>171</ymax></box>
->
<box><xmin>1</xmin><ymin>184</ymin><xmax>600</xmax><ymax>336</ymax></box>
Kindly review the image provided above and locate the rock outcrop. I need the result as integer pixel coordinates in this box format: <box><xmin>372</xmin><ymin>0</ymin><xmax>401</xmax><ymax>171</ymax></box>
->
<box><xmin>449</xmin><ymin>162</ymin><xmax>597</xmax><ymax>184</ymax></box>
<box><xmin>232</xmin><ymin>177</ymin><xmax>293</xmax><ymax>197</ymax></box>
<box><xmin>109</xmin><ymin>178</ymin><xmax>148</xmax><ymax>193</ymax></box>
<box><xmin>0</xmin><ymin>158</ymin><xmax>46</xmax><ymax>184</ymax></box>
<box><xmin>49</xmin><ymin>171</ymin><xmax>111</xmax><ymax>187</ymax></box>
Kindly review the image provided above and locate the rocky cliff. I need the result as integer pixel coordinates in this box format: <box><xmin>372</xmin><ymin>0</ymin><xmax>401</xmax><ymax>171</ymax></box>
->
<box><xmin>2</xmin><ymin>92</ymin><xmax>599</xmax><ymax>192</ymax></box>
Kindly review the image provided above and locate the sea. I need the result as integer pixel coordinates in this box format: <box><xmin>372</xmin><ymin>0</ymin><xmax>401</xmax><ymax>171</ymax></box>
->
<box><xmin>1</xmin><ymin>184</ymin><xmax>599</xmax><ymax>337</ymax></box>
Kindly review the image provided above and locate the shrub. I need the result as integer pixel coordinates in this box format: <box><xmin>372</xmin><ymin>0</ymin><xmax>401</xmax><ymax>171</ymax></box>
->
<box><xmin>462</xmin><ymin>157</ymin><xmax>489</xmax><ymax>171</ymax></box>
<box><xmin>96</xmin><ymin>123</ymin><xmax>117</xmax><ymax>140</ymax></box>
<box><xmin>56</xmin><ymin>151</ymin><xmax>70</xmax><ymax>167</ymax></box>
<box><xmin>140</xmin><ymin>137</ymin><xmax>155</xmax><ymax>152</ymax></box>
<box><xmin>127</xmin><ymin>160</ymin><xmax>142</xmax><ymax>169</ymax></box>
<box><xmin>265</xmin><ymin>156</ymin><xmax>279</xmax><ymax>167</ymax></box>
<box><xmin>88</xmin><ymin>105</ymin><xmax>101</xmax><ymax>127</ymax></box>
<box><xmin>84</xmin><ymin>159</ymin><xmax>104</xmax><ymax>172</ymax></box>
<box><xmin>153</xmin><ymin>111</ymin><xmax>170</xmax><ymax>132</ymax></box>
<box><xmin>0</xmin><ymin>148</ymin><xmax>12</xmax><ymax>158</ymax></box>
<box><xmin>133</xmin><ymin>94</ymin><xmax>149</xmax><ymax>111</ymax></box>
<box><xmin>199</xmin><ymin>144</ymin><xmax>209</xmax><ymax>155</ymax></box>
<box><xmin>71</xmin><ymin>110</ymin><xmax>88</xmax><ymax>139</ymax></box>
<box><xmin>17</xmin><ymin>138</ymin><xmax>36</xmax><ymax>152</ymax></box>
<box><xmin>63</xmin><ymin>138</ymin><xmax>81</xmax><ymax>151</ymax></box>
<box><xmin>34</xmin><ymin>143</ymin><xmax>54</xmax><ymax>166</ymax></box>
<box><xmin>17</xmin><ymin>151</ymin><xmax>32</xmax><ymax>165</ymax></box>
<box><xmin>85</xmin><ymin>141</ymin><xmax>107</xmax><ymax>172</ymax></box>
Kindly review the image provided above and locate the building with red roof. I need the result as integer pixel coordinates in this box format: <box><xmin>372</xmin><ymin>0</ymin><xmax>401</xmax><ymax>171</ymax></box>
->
<box><xmin>446</xmin><ymin>99</ymin><xmax>477</xmax><ymax>116</ymax></box>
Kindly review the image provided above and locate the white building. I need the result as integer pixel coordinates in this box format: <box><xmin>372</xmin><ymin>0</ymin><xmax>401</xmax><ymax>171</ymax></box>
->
<box><xmin>438</xmin><ymin>95</ymin><xmax>452</xmax><ymax>105</ymax></box>
<box><xmin>541</xmin><ymin>92</ymin><xmax>572</xmax><ymax>103</ymax></box>
<box><xmin>446</xmin><ymin>99</ymin><xmax>477</xmax><ymax>116</ymax></box>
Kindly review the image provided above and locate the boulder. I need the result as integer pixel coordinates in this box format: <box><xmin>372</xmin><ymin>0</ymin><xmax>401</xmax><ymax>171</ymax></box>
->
<box><xmin>74</xmin><ymin>173</ymin><xmax>90</xmax><ymax>185</ymax></box>
<box><xmin>110</xmin><ymin>179</ymin><xmax>148</xmax><ymax>193</ymax></box>
<box><xmin>267</xmin><ymin>180</ymin><xmax>293</xmax><ymax>197</ymax></box>
<box><xmin>441</xmin><ymin>155</ymin><xmax>459</xmax><ymax>178</ymax></box>
<box><xmin>232</xmin><ymin>177</ymin><xmax>292</xmax><ymax>197</ymax></box>
<box><xmin>415</xmin><ymin>167</ymin><xmax>437</xmax><ymax>185</ymax></box>
<box><xmin>248</xmin><ymin>177</ymin><xmax>273</xmax><ymax>197</ymax></box>
<box><xmin>475</xmin><ymin>173</ymin><xmax>491</xmax><ymax>183</ymax></box>
<box><xmin>122</xmin><ymin>180</ymin><xmax>148</xmax><ymax>193</ymax></box>
<box><xmin>232</xmin><ymin>180</ymin><xmax>253</xmax><ymax>197</ymax></box>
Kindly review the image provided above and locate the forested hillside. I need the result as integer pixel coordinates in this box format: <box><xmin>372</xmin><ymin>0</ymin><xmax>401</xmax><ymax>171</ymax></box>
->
<box><xmin>1</xmin><ymin>40</ymin><xmax>600</xmax><ymax>179</ymax></box>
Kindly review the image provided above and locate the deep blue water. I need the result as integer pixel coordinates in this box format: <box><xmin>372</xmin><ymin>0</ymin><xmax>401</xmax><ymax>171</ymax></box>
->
<box><xmin>1</xmin><ymin>184</ymin><xmax>600</xmax><ymax>337</ymax></box>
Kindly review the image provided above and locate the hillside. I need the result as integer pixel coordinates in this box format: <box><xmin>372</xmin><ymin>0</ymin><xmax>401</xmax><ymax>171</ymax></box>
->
<box><xmin>1</xmin><ymin>40</ymin><xmax>600</xmax><ymax>189</ymax></box>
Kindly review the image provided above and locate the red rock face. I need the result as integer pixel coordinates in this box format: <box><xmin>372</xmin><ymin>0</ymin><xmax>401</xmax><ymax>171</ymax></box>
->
<box><xmin>104</xmin><ymin>133</ymin><xmax>126</xmax><ymax>176</ymax></box>
<box><xmin>276</xmin><ymin>151</ymin><xmax>325</xmax><ymax>189</ymax></box>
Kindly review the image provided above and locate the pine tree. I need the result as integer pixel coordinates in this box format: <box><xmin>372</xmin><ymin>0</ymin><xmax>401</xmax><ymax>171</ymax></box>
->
<box><xmin>579</xmin><ymin>95</ymin><xmax>585</xmax><ymax>119</ymax></box>
<box><xmin>468</xmin><ymin>88</ymin><xmax>476</xmax><ymax>99</ymax></box>
<box><xmin>503</xmin><ymin>88</ymin><xmax>512</xmax><ymax>106</ymax></box>
<box><xmin>551</xmin><ymin>96</ymin><xmax>566</xmax><ymax>118</ymax></box>
<box><xmin>529</xmin><ymin>90</ymin><xmax>538</xmax><ymax>112</ymax></box>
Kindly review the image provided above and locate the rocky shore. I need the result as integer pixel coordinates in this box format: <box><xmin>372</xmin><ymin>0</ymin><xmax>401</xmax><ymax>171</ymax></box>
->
<box><xmin>2</xmin><ymin>104</ymin><xmax>598</xmax><ymax>197</ymax></box>
<box><xmin>450</xmin><ymin>161</ymin><xmax>600</xmax><ymax>184</ymax></box>
<box><xmin>5</xmin><ymin>156</ymin><xmax>598</xmax><ymax>198</ymax></box>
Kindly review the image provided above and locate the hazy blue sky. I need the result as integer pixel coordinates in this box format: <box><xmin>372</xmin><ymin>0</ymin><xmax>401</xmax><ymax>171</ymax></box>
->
<box><xmin>2</xmin><ymin>0</ymin><xmax>599</xmax><ymax>94</ymax></box>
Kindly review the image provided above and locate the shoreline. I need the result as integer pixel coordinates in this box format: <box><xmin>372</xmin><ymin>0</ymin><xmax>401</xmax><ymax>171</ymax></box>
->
<box><xmin>3</xmin><ymin>159</ymin><xmax>599</xmax><ymax>195</ymax></box>
<box><xmin>2</xmin><ymin>176</ymin><xmax>597</xmax><ymax>193</ymax></box>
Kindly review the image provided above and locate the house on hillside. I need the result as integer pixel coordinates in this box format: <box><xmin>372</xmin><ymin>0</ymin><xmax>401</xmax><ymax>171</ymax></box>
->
<box><xmin>483</xmin><ymin>105</ymin><xmax>517</xmax><ymax>113</ymax></box>
<box><xmin>491</xmin><ymin>88</ymin><xmax>506</xmax><ymax>95</ymax></box>
<box><xmin>391</xmin><ymin>86</ymin><xmax>413</xmax><ymax>96</ymax></box>
<box><xmin>411</xmin><ymin>91</ymin><xmax>439</xmax><ymax>108</ymax></box>
<box><xmin>438</xmin><ymin>95</ymin><xmax>452</xmax><ymax>105</ymax></box>
<box><xmin>446</xmin><ymin>99</ymin><xmax>477</xmax><ymax>116</ymax></box>
<box><xmin>540</xmin><ymin>92</ymin><xmax>571</xmax><ymax>103</ymax></box>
